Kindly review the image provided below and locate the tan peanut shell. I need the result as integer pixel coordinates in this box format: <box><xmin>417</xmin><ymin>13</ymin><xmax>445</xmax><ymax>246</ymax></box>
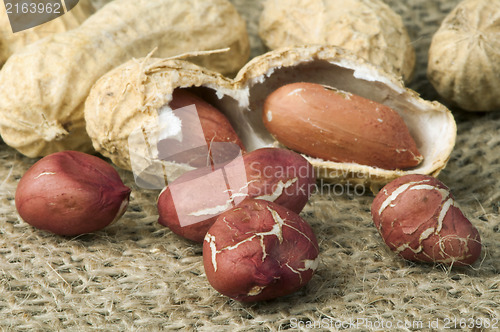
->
<box><xmin>0</xmin><ymin>0</ymin><xmax>250</xmax><ymax>158</ymax></box>
<box><xmin>427</xmin><ymin>0</ymin><xmax>500</xmax><ymax>111</ymax></box>
<box><xmin>85</xmin><ymin>57</ymin><xmax>237</xmax><ymax>181</ymax></box>
<box><xmin>0</xmin><ymin>0</ymin><xmax>95</xmax><ymax>66</ymax></box>
<box><xmin>259</xmin><ymin>0</ymin><xmax>415</xmax><ymax>82</ymax></box>
<box><xmin>85</xmin><ymin>45</ymin><xmax>456</xmax><ymax>188</ymax></box>
<box><xmin>233</xmin><ymin>46</ymin><xmax>456</xmax><ymax>189</ymax></box>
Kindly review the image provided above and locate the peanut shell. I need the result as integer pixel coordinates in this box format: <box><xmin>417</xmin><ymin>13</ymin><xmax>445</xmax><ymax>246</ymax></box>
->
<box><xmin>259</xmin><ymin>0</ymin><xmax>415</xmax><ymax>82</ymax></box>
<box><xmin>233</xmin><ymin>45</ymin><xmax>456</xmax><ymax>189</ymax></box>
<box><xmin>427</xmin><ymin>0</ymin><xmax>500</xmax><ymax>111</ymax></box>
<box><xmin>85</xmin><ymin>57</ymin><xmax>238</xmax><ymax>184</ymax></box>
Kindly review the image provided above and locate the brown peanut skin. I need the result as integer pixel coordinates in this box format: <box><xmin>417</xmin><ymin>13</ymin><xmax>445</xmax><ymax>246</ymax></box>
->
<box><xmin>157</xmin><ymin>147</ymin><xmax>316</xmax><ymax>243</ymax></box>
<box><xmin>263</xmin><ymin>82</ymin><xmax>423</xmax><ymax>170</ymax></box>
<box><xmin>371</xmin><ymin>174</ymin><xmax>481</xmax><ymax>266</ymax></box>
<box><xmin>203</xmin><ymin>199</ymin><xmax>319</xmax><ymax>302</ymax></box>
<box><xmin>15</xmin><ymin>151</ymin><xmax>131</xmax><ymax>236</ymax></box>
<box><xmin>157</xmin><ymin>89</ymin><xmax>246</xmax><ymax>167</ymax></box>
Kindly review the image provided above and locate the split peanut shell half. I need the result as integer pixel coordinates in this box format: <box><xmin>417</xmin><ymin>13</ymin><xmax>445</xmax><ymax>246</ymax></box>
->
<box><xmin>85</xmin><ymin>58</ymin><xmax>238</xmax><ymax>188</ymax></box>
<box><xmin>232</xmin><ymin>46</ymin><xmax>456</xmax><ymax>190</ymax></box>
<box><xmin>85</xmin><ymin>45</ymin><xmax>456</xmax><ymax>190</ymax></box>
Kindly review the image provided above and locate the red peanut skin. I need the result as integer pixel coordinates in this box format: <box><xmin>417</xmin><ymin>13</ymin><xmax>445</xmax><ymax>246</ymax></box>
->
<box><xmin>15</xmin><ymin>151</ymin><xmax>131</xmax><ymax>236</ymax></box>
<box><xmin>157</xmin><ymin>89</ymin><xmax>246</xmax><ymax>167</ymax></box>
<box><xmin>203</xmin><ymin>199</ymin><xmax>319</xmax><ymax>302</ymax></box>
<box><xmin>157</xmin><ymin>166</ymin><xmax>226</xmax><ymax>243</ymax></box>
<box><xmin>263</xmin><ymin>82</ymin><xmax>423</xmax><ymax>170</ymax></box>
<box><xmin>371</xmin><ymin>174</ymin><xmax>481</xmax><ymax>266</ymax></box>
<box><xmin>157</xmin><ymin>148</ymin><xmax>316</xmax><ymax>243</ymax></box>
<box><xmin>243</xmin><ymin>148</ymin><xmax>315</xmax><ymax>211</ymax></box>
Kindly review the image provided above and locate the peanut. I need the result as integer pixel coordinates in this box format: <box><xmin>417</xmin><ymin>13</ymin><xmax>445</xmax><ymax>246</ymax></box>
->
<box><xmin>158</xmin><ymin>89</ymin><xmax>246</xmax><ymax>168</ymax></box>
<box><xmin>371</xmin><ymin>174</ymin><xmax>481</xmax><ymax>266</ymax></box>
<box><xmin>15</xmin><ymin>151</ymin><xmax>131</xmax><ymax>236</ymax></box>
<box><xmin>263</xmin><ymin>82</ymin><xmax>423</xmax><ymax>170</ymax></box>
<box><xmin>203</xmin><ymin>198</ymin><xmax>319</xmax><ymax>302</ymax></box>
<box><xmin>157</xmin><ymin>147</ymin><xmax>316</xmax><ymax>242</ymax></box>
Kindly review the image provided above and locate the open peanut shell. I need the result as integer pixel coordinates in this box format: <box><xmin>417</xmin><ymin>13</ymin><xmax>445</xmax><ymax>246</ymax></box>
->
<box><xmin>85</xmin><ymin>57</ymin><xmax>238</xmax><ymax>188</ymax></box>
<box><xmin>85</xmin><ymin>45</ymin><xmax>456</xmax><ymax>190</ymax></box>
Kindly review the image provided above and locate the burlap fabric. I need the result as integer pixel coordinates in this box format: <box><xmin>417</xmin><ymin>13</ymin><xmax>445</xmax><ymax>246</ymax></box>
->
<box><xmin>1</xmin><ymin>0</ymin><xmax>499</xmax><ymax>330</ymax></box>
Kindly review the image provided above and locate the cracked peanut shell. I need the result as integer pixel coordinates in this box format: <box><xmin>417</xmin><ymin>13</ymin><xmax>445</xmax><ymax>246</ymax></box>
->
<box><xmin>85</xmin><ymin>45</ymin><xmax>456</xmax><ymax>189</ymax></box>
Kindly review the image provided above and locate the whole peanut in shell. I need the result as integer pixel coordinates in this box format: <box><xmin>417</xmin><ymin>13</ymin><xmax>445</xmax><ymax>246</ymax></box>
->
<box><xmin>427</xmin><ymin>0</ymin><xmax>500</xmax><ymax>111</ymax></box>
<box><xmin>263</xmin><ymin>82</ymin><xmax>423</xmax><ymax>170</ymax></box>
<box><xmin>371</xmin><ymin>174</ymin><xmax>481</xmax><ymax>266</ymax></box>
<box><xmin>15</xmin><ymin>151</ymin><xmax>131</xmax><ymax>236</ymax></box>
<box><xmin>203</xmin><ymin>199</ymin><xmax>319</xmax><ymax>302</ymax></box>
<box><xmin>0</xmin><ymin>0</ymin><xmax>249</xmax><ymax>158</ymax></box>
<box><xmin>259</xmin><ymin>0</ymin><xmax>415</xmax><ymax>82</ymax></box>
<box><xmin>158</xmin><ymin>147</ymin><xmax>316</xmax><ymax>242</ymax></box>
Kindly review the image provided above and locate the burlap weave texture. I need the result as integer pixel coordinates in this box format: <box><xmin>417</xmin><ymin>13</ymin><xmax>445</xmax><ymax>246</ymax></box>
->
<box><xmin>1</xmin><ymin>0</ymin><xmax>499</xmax><ymax>330</ymax></box>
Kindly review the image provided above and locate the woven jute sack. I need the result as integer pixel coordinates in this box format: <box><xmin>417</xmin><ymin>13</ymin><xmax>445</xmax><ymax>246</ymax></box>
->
<box><xmin>2</xmin><ymin>0</ymin><xmax>500</xmax><ymax>331</ymax></box>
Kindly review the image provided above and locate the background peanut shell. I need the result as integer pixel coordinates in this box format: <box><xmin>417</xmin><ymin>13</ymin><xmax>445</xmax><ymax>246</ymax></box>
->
<box><xmin>259</xmin><ymin>0</ymin><xmax>416</xmax><ymax>83</ymax></box>
<box><xmin>427</xmin><ymin>0</ymin><xmax>500</xmax><ymax>111</ymax></box>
